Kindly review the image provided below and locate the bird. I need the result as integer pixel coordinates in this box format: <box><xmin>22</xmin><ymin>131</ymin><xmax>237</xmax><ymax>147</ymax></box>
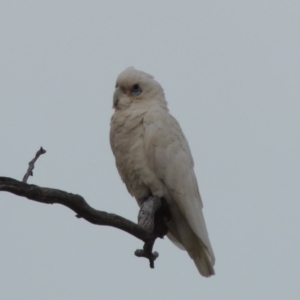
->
<box><xmin>110</xmin><ymin>67</ymin><xmax>215</xmax><ymax>277</ymax></box>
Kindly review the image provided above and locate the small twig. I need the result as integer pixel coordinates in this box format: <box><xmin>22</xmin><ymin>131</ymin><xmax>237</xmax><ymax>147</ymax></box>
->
<box><xmin>135</xmin><ymin>240</ymin><xmax>159</xmax><ymax>268</ymax></box>
<box><xmin>22</xmin><ymin>147</ymin><xmax>46</xmax><ymax>183</ymax></box>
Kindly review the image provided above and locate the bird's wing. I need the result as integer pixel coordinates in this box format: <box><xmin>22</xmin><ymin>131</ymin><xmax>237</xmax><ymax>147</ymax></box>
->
<box><xmin>143</xmin><ymin>108</ymin><xmax>214</xmax><ymax>261</ymax></box>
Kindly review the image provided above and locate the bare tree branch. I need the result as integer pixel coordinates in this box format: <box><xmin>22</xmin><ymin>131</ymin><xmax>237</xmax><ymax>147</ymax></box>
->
<box><xmin>0</xmin><ymin>176</ymin><xmax>168</xmax><ymax>268</ymax></box>
<box><xmin>1</xmin><ymin>147</ymin><xmax>169</xmax><ymax>269</ymax></box>
<box><xmin>22</xmin><ymin>147</ymin><xmax>46</xmax><ymax>183</ymax></box>
<box><xmin>1</xmin><ymin>176</ymin><xmax>151</xmax><ymax>240</ymax></box>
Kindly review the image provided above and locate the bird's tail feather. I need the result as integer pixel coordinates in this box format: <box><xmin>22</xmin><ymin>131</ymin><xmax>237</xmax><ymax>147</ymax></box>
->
<box><xmin>193</xmin><ymin>245</ymin><xmax>215</xmax><ymax>277</ymax></box>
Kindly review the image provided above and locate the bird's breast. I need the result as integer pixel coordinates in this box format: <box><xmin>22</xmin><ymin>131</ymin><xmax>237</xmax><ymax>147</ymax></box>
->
<box><xmin>110</xmin><ymin>108</ymin><xmax>152</xmax><ymax>202</ymax></box>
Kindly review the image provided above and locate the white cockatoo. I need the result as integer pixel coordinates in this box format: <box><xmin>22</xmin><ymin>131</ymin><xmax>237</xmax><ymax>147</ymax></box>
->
<box><xmin>110</xmin><ymin>67</ymin><xmax>215</xmax><ymax>277</ymax></box>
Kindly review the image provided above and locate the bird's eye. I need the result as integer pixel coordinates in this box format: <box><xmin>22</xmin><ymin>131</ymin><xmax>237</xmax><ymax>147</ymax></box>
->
<box><xmin>131</xmin><ymin>84</ymin><xmax>142</xmax><ymax>96</ymax></box>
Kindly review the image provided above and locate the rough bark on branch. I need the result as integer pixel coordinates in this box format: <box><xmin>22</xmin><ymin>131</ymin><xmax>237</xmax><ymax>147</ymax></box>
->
<box><xmin>0</xmin><ymin>176</ymin><xmax>152</xmax><ymax>240</ymax></box>
<box><xmin>1</xmin><ymin>148</ymin><xmax>169</xmax><ymax>268</ymax></box>
<box><xmin>0</xmin><ymin>176</ymin><xmax>168</xmax><ymax>268</ymax></box>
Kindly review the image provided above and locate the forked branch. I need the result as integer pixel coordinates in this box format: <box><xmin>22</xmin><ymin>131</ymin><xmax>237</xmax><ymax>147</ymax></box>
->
<box><xmin>0</xmin><ymin>148</ymin><xmax>169</xmax><ymax>268</ymax></box>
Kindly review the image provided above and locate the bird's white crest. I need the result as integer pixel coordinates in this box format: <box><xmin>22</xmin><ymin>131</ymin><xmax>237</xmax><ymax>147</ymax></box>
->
<box><xmin>110</xmin><ymin>67</ymin><xmax>215</xmax><ymax>276</ymax></box>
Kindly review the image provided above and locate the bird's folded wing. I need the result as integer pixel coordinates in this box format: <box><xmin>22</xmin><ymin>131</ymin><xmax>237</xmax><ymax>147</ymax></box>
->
<box><xmin>143</xmin><ymin>109</ymin><xmax>215</xmax><ymax>262</ymax></box>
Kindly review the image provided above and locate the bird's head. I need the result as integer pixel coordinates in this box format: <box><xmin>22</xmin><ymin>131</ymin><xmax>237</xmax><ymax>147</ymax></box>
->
<box><xmin>113</xmin><ymin>67</ymin><xmax>166</xmax><ymax>110</ymax></box>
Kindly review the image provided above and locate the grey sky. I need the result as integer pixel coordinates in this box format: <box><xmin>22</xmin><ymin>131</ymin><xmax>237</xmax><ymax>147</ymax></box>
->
<box><xmin>1</xmin><ymin>1</ymin><xmax>299</xmax><ymax>299</ymax></box>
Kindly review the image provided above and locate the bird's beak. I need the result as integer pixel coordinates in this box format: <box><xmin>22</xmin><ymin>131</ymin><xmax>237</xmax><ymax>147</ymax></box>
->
<box><xmin>113</xmin><ymin>87</ymin><xmax>122</xmax><ymax>108</ymax></box>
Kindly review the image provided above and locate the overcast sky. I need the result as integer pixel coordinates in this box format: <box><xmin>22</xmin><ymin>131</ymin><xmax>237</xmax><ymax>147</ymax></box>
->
<box><xmin>1</xmin><ymin>1</ymin><xmax>300</xmax><ymax>299</ymax></box>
